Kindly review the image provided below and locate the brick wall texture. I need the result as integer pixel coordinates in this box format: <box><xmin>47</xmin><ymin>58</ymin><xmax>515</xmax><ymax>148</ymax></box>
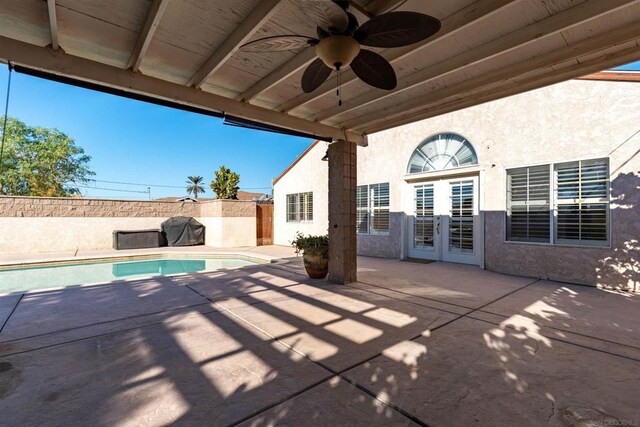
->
<box><xmin>0</xmin><ymin>196</ymin><xmax>256</xmax><ymax>218</ymax></box>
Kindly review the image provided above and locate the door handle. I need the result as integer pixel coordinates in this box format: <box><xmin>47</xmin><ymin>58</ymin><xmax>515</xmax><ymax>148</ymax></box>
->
<box><xmin>436</xmin><ymin>217</ymin><xmax>440</xmax><ymax>234</ymax></box>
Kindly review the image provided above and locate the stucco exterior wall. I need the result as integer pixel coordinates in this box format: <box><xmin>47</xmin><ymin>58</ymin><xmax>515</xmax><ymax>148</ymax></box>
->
<box><xmin>0</xmin><ymin>197</ymin><xmax>257</xmax><ymax>254</ymax></box>
<box><xmin>273</xmin><ymin>79</ymin><xmax>640</xmax><ymax>289</ymax></box>
<box><xmin>369</xmin><ymin>79</ymin><xmax>640</xmax><ymax>289</ymax></box>
<box><xmin>273</xmin><ymin>142</ymin><xmax>329</xmax><ymax>245</ymax></box>
<box><xmin>199</xmin><ymin>200</ymin><xmax>257</xmax><ymax>247</ymax></box>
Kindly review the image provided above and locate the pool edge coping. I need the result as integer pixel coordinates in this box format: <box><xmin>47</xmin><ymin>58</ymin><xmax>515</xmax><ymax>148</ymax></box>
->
<box><xmin>0</xmin><ymin>251</ymin><xmax>278</xmax><ymax>270</ymax></box>
<box><xmin>0</xmin><ymin>252</ymin><xmax>293</xmax><ymax>297</ymax></box>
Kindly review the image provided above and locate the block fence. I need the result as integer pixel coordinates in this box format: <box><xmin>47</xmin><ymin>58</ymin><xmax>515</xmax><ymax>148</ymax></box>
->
<box><xmin>0</xmin><ymin>196</ymin><xmax>257</xmax><ymax>254</ymax></box>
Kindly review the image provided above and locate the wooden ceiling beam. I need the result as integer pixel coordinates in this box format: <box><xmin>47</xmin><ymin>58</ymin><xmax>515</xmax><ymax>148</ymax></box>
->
<box><xmin>360</xmin><ymin>40</ymin><xmax>640</xmax><ymax>134</ymax></box>
<box><xmin>0</xmin><ymin>36</ymin><xmax>365</xmax><ymax>146</ymax></box>
<box><xmin>320</xmin><ymin>0</ymin><xmax>638</xmax><ymax>125</ymax></box>
<box><xmin>187</xmin><ymin>0</ymin><xmax>285</xmax><ymax>89</ymax></box>
<box><xmin>237</xmin><ymin>0</ymin><xmax>405</xmax><ymax>103</ymax></box>
<box><xmin>365</xmin><ymin>0</ymin><xmax>407</xmax><ymax>15</ymax></box>
<box><xmin>128</xmin><ymin>0</ymin><xmax>170</xmax><ymax>72</ymax></box>
<box><xmin>46</xmin><ymin>0</ymin><xmax>59</xmax><ymax>50</ymax></box>
<box><xmin>348</xmin><ymin>1</ymin><xmax>373</xmax><ymax>19</ymax></box>
<box><xmin>238</xmin><ymin>49</ymin><xmax>315</xmax><ymax>102</ymax></box>
<box><xmin>280</xmin><ymin>0</ymin><xmax>515</xmax><ymax>114</ymax></box>
<box><xmin>346</xmin><ymin>21</ymin><xmax>640</xmax><ymax>131</ymax></box>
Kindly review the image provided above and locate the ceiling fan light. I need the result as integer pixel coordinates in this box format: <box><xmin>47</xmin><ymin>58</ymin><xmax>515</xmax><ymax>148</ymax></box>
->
<box><xmin>315</xmin><ymin>36</ymin><xmax>360</xmax><ymax>70</ymax></box>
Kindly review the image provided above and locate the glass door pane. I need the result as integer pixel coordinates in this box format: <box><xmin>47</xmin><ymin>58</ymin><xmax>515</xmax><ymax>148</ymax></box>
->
<box><xmin>414</xmin><ymin>184</ymin><xmax>434</xmax><ymax>248</ymax></box>
<box><xmin>449</xmin><ymin>181</ymin><xmax>474</xmax><ymax>253</ymax></box>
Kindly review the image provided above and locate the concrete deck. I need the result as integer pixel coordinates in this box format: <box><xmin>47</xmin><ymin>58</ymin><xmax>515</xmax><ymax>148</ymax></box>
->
<box><xmin>1</xmin><ymin>253</ymin><xmax>638</xmax><ymax>426</ymax></box>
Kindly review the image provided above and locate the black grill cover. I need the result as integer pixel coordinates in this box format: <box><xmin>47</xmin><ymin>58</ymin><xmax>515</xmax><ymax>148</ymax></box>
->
<box><xmin>161</xmin><ymin>217</ymin><xmax>205</xmax><ymax>246</ymax></box>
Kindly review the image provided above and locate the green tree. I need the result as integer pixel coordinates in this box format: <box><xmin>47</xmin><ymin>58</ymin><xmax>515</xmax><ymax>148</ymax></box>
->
<box><xmin>210</xmin><ymin>165</ymin><xmax>240</xmax><ymax>199</ymax></box>
<box><xmin>0</xmin><ymin>117</ymin><xmax>94</xmax><ymax>196</ymax></box>
<box><xmin>185</xmin><ymin>175</ymin><xmax>205</xmax><ymax>199</ymax></box>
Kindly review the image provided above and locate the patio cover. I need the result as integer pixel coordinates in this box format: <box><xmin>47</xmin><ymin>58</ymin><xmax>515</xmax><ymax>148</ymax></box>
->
<box><xmin>0</xmin><ymin>0</ymin><xmax>639</xmax><ymax>144</ymax></box>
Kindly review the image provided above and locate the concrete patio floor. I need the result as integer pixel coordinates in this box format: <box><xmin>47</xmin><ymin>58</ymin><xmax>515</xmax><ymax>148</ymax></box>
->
<box><xmin>0</xmin><ymin>254</ymin><xmax>638</xmax><ymax>426</ymax></box>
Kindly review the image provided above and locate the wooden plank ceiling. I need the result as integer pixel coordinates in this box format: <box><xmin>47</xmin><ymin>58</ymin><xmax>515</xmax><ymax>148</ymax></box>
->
<box><xmin>1</xmin><ymin>0</ymin><xmax>639</xmax><ymax>145</ymax></box>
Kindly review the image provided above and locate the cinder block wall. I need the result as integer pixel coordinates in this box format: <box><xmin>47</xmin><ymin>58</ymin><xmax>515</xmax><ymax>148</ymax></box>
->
<box><xmin>0</xmin><ymin>196</ymin><xmax>256</xmax><ymax>254</ymax></box>
<box><xmin>199</xmin><ymin>200</ymin><xmax>257</xmax><ymax>247</ymax></box>
<box><xmin>0</xmin><ymin>196</ymin><xmax>200</xmax><ymax>218</ymax></box>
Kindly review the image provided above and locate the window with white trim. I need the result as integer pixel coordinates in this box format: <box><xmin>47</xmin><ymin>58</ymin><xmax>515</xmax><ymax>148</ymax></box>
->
<box><xmin>357</xmin><ymin>183</ymin><xmax>390</xmax><ymax>234</ymax></box>
<box><xmin>507</xmin><ymin>165</ymin><xmax>551</xmax><ymax>242</ymax></box>
<box><xmin>506</xmin><ymin>158</ymin><xmax>609</xmax><ymax>246</ymax></box>
<box><xmin>286</xmin><ymin>192</ymin><xmax>313</xmax><ymax>222</ymax></box>
<box><xmin>555</xmin><ymin>159</ymin><xmax>609</xmax><ymax>244</ymax></box>
<box><xmin>407</xmin><ymin>133</ymin><xmax>478</xmax><ymax>174</ymax></box>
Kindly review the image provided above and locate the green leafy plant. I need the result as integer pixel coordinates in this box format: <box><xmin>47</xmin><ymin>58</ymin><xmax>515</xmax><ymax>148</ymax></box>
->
<box><xmin>0</xmin><ymin>117</ymin><xmax>94</xmax><ymax>196</ymax></box>
<box><xmin>186</xmin><ymin>175</ymin><xmax>205</xmax><ymax>199</ymax></box>
<box><xmin>210</xmin><ymin>165</ymin><xmax>240</xmax><ymax>199</ymax></box>
<box><xmin>291</xmin><ymin>232</ymin><xmax>329</xmax><ymax>256</ymax></box>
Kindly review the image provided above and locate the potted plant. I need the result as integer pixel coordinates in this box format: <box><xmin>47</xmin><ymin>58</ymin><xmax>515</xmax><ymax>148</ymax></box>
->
<box><xmin>292</xmin><ymin>232</ymin><xmax>329</xmax><ymax>279</ymax></box>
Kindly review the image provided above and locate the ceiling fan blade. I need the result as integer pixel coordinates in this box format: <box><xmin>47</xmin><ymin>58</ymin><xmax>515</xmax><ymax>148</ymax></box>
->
<box><xmin>296</xmin><ymin>0</ymin><xmax>349</xmax><ymax>34</ymax></box>
<box><xmin>350</xmin><ymin>49</ymin><xmax>397</xmax><ymax>90</ymax></box>
<box><xmin>301</xmin><ymin>58</ymin><xmax>332</xmax><ymax>93</ymax></box>
<box><xmin>240</xmin><ymin>35</ymin><xmax>318</xmax><ymax>52</ymax></box>
<box><xmin>355</xmin><ymin>12</ymin><xmax>441</xmax><ymax>48</ymax></box>
<box><xmin>317</xmin><ymin>26</ymin><xmax>330</xmax><ymax>40</ymax></box>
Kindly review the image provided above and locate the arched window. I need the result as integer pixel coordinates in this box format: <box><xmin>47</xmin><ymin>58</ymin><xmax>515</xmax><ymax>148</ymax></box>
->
<box><xmin>407</xmin><ymin>133</ymin><xmax>478</xmax><ymax>174</ymax></box>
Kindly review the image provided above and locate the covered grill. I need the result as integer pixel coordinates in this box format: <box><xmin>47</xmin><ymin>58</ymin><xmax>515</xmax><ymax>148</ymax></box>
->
<box><xmin>161</xmin><ymin>217</ymin><xmax>205</xmax><ymax>247</ymax></box>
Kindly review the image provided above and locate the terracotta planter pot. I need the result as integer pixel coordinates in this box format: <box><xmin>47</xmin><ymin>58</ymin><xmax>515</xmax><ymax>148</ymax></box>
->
<box><xmin>302</xmin><ymin>250</ymin><xmax>328</xmax><ymax>279</ymax></box>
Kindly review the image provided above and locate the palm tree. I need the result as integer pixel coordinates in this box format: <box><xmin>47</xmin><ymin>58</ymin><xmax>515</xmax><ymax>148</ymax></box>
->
<box><xmin>186</xmin><ymin>176</ymin><xmax>205</xmax><ymax>199</ymax></box>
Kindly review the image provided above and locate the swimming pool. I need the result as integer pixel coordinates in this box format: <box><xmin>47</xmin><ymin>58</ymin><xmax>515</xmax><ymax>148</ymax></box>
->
<box><xmin>0</xmin><ymin>255</ymin><xmax>261</xmax><ymax>294</ymax></box>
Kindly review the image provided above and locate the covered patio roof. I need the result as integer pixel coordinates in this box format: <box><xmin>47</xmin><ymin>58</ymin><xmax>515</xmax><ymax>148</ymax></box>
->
<box><xmin>1</xmin><ymin>0</ymin><xmax>639</xmax><ymax>145</ymax></box>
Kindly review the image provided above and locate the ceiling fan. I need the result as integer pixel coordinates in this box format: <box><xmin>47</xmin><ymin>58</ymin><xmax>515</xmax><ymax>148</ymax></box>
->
<box><xmin>240</xmin><ymin>0</ymin><xmax>441</xmax><ymax>105</ymax></box>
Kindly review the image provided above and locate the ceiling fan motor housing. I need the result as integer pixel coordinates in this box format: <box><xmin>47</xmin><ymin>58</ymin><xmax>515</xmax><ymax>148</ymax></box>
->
<box><xmin>240</xmin><ymin>4</ymin><xmax>442</xmax><ymax>95</ymax></box>
<box><xmin>315</xmin><ymin>36</ymin><xmax>360</xmax><ymax>70</ymax></box>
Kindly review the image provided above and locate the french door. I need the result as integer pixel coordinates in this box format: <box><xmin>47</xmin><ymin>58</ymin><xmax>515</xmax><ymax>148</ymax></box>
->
<box><xmin>407</xmin><ymin>176</ymin><xmax>481</xmax><ymax>265</ymax></box>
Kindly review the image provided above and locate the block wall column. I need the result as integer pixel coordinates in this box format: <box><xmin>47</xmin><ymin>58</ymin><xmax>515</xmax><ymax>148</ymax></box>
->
<box><xmin>327</xmin><ymin>139</ymin><xmax>357</xmax><ymax>284</ymax></box>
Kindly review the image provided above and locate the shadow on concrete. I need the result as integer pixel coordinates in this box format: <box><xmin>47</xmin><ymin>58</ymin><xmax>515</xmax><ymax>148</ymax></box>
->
<box><xmin>0</xmin><ymin>260</ymin><xmax>443</xmax><ymax>425</ymax></box>
<box><xmin>344</xmin><ymin>269</ymin><xmax>640</xmax><ymax>426</ymax></box>
<box><xmin>0</xmin><ymin>258</ymin><xmax>638</xmax><ymax>426</ymax></box>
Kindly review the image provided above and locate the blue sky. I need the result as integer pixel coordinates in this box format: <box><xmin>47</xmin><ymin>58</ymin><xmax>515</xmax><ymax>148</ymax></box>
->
<box><xmin>0</xmin><ymin>67</ymin><xmax>315</xmax><ymax>199</ymax></box>
<box><xmin>615</xmin><ymin>61</ymin><xmax>640</xmax><ymax>71</ymax></box>
<box><xmin>1</xmin><ymin>61</ymin><xmax>638</xmax><ymax>199</ymax></box>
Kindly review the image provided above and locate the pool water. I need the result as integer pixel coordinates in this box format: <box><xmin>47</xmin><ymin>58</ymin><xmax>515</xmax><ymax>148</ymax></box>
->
<box><xmin>0</xmin><ymin>257</ymin><xmax>258</xmax><ymax>294</ymax></box>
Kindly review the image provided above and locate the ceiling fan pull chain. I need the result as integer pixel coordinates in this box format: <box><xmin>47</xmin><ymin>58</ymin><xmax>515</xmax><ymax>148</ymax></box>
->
<box><xmin>337</xmin><ymin>68</ymin><xmax>342</xmax><ymax>107</ymax></box>
<box><xmin>336</xmin><ymin>69</ymin><xmax>339</xmax><ymax>104</ymax></box>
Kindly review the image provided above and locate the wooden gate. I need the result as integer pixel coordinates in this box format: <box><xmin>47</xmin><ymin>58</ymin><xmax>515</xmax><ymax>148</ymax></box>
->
<box><xmin>256</xmin><ymin>204</ymin><xmax>273</xmax><ymax>246</ymax></box>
